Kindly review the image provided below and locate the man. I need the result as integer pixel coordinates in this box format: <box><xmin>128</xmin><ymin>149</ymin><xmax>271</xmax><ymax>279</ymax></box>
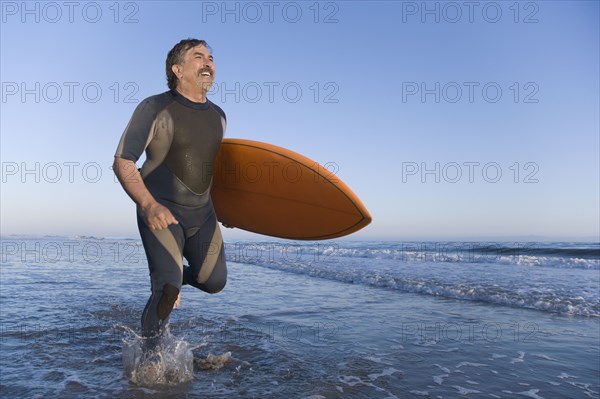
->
<box><xmin>113</xmin><ymin>39</ymin><xmax>227</xmax><ymax>340</ymax></box>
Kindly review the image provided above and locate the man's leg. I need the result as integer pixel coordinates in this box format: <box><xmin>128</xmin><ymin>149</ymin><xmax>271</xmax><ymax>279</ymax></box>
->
<box><xmin>137</xmin><ymin>212</ymin><xmax>185</xmax><ymax>338</ymax></box>
<box><xmin>182</xmin><ymin>211</ymin><xmax>227</xmax><ymax>294</ymax></box>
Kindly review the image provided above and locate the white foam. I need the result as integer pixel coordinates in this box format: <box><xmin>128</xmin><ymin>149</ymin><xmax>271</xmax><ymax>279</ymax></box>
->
<box><xmin>433</xmin><ymin>374</ymin><xmax>448</xmax><ymax>385</ymax></box>
<box><xmin>518</xmin><ymin>389</ymin><xmax>545</xmax><ymax>398</ymax></box>
<box><xmin>456</xmin><ymin>362</ymin><xmax>488</xmax><ymax>368</ymax></box>
<box><xmin>452</xmin><ymin>385</ymin><xmax>481</xmax><ymax>395</ymax></box>
<box><xmin>511</xmin><ymin>351</ymin><xmax>526</xmax><ymax>364</ymax></box>
<box><xmin>339</xmin><ymin>375</ymin><xmax>362</xmax><ymax>387</ymax></box>
<box><xmin>365</xmin><ymin>355</ymin><xmax>393</xmax><ymax>365</ymax></box>
<box><xmin>434</xmin><ymin>364</ymin><xmax>451</xmax><ymax>373</ymax></box>
<box><xmin>231</xmin><ymin>243</ymin><xmax>600</xmax><ymax>317</ymax></box>
<box><xmin>438</xmin><ymin>347</ymin><xmax>460</xmax><ymax>352</ymax></box>
<box><xmin>368</xmin><ymin>367</ymin><xmax>401</xmax><ymax>381</ymax></box>
<box><xmin>558</xmin><ymin>372</ymin><xmax>579</xmax><ymax>379</ymax></box>
<box><xmin>415</xmin><ymin>339</ymin><xmax>439</xmax><ymax>347</ymax></box>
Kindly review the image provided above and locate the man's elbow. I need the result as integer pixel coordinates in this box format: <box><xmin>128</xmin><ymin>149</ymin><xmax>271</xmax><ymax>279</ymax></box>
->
<box><xmin>113</xmin><ymin>157</ymin><xmax>131</xmax><ymax>179</ymax></box>
<box><xmin>112</xmin><ymin>157</ymin><xmax>122</xmax><ymax>177</ymax></box>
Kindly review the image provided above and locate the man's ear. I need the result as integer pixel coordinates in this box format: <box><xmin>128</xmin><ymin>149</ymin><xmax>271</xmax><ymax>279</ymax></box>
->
<box><xmin>172</xmin><ymin>64</ymin><xmax>182</xmax><ymax>79</ymax></box>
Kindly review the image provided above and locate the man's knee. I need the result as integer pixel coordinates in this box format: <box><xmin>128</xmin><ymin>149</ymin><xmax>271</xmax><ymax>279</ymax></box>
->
<box><xmin>204</xmin><ymin>262</ymin><xmax>227</xmax><ymax>293</ymax></box>
<box><xmin>204</xmin><ymin>278</ymin><xmax>226</xmax><ymax>294</ymax></box>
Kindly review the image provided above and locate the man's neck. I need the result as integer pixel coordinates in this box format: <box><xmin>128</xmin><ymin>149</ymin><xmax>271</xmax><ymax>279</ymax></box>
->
<box><xmin>175</xmin><ymin>86</ymin><xmax>207</xmax><ymax>103</ymax></box>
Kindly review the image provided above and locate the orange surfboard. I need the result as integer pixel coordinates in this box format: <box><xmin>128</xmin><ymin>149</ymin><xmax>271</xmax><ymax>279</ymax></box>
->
<box><xmin>211</xmin><ymin>139</ymin><xmax>371</xmax><ymax>240</ymax></box>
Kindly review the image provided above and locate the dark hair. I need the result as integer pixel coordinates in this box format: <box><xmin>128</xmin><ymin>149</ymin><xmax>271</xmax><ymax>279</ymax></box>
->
<box><xmin>166</xmin><ymin>39</ymin><xmax>211</xmax><ymax>90</ymax></box>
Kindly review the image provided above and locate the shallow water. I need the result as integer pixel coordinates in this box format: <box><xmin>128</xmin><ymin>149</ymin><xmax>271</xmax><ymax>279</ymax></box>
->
<box><xmin>0</xmin><ymin>237</ymin><xmax>598</xmax><ymax>398</ymax></box>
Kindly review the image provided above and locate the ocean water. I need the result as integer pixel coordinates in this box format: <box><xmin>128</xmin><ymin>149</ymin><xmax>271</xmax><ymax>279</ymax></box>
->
<box><xmin>0</xmin><ymin>237</ymin><xmax>598</xmax><ymax>398</ymax></box>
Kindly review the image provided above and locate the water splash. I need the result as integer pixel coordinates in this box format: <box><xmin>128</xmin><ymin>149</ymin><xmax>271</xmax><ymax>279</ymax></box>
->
<box><xmin>194</xmin><ymin>352</ymin><xmax>232</xmax><ymax>370</ymax></box>
<box><xmin>120</xmin><ymin>326</ymin><xmax>194</xmax><ymax>386</ymax></box>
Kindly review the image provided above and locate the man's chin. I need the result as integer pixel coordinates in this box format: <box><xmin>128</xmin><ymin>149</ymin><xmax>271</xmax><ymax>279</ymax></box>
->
<box><xmin>199</xmin><ymin>81</ymin><xmax>214</xmax><ymax>93</ymax></box>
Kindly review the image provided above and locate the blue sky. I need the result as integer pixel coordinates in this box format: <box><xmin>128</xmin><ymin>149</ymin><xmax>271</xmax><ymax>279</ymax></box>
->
<box><xmin>1</xmin><ymin>1</ymin><xmax>598</xmax><ymax>241</ymax></box>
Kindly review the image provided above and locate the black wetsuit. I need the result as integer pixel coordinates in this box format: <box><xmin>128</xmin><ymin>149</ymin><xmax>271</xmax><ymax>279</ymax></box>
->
<box><xmin>115</xmin><ymin>90</ymin><xmax>227</xmax><ymax>338</ymax></box>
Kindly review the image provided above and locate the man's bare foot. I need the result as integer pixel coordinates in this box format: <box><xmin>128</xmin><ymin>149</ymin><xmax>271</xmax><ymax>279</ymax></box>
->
<box><xmin>173</xmin><ymin>291</ymin><xmax>181</xmax><ymax>309</ymax></box>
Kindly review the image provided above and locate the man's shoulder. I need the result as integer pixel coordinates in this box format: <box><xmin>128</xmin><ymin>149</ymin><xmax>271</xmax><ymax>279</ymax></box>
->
<box><xmin>129</xmin><ymin>91</ymin><xmax>175</xmax><ymax>120</ymax></box>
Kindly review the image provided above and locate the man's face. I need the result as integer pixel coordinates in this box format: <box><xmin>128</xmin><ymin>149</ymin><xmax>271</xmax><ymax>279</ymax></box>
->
<box><xmin>174</xmin><ymin>44</ymin><xmax>215</xmax><ymax>93</ymax></box>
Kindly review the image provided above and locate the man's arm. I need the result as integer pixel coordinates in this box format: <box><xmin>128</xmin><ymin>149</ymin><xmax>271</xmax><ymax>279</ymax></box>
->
<box><xmin>113</xmin><ymin>157</ymin><xmax>178</xmax><ymax>230</ymax></box>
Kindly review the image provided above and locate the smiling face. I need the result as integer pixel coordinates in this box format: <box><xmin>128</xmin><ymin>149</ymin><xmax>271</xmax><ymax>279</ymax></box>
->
<box><xmin>171</xmin><ymin>44</ymin><xmax>215</xmax><ymax>97</ymax></box>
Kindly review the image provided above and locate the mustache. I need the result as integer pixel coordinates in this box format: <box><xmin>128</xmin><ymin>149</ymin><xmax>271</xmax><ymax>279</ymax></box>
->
<box><xmin>198</xmin><ymin>67</ymin><xmax>214</xmax><ymax>76</ymax></box>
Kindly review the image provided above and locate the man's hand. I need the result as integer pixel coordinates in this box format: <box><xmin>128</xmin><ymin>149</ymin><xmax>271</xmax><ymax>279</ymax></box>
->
<box><xmin>142</xmin><ymin>202</ymin><xmax>179</xmax><ymax>230</ymax></box>
<box><xmin>113</xmin><ymin>158</ymin><xmax>179</xmax><ymax>231</ymax></box>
